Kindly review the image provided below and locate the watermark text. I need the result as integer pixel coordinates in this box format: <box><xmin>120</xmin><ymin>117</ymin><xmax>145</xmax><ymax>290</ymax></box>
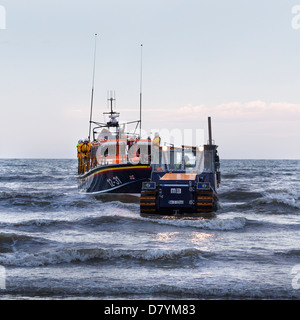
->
<box><xmin>0</xmin><ymin>5</ymin><xmax>6</xmax><ymax>30</ymax></box>
<box><xmin>292</xmin><ymin>5</ymin><xmax>300</xmax><ymax>30</ymax></box>
<box><xmin>0</xmin><ymin>266</ymin><xmax>6</xmax><ymax>290</ymax></box>
<box><xmin>291</xmin><ymin>265</ymin><xmax>300</xmax><ymax>290</ymax></box>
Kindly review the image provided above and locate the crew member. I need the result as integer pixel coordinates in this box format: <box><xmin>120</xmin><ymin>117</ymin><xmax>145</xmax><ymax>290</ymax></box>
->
<box><xmin>151</xmin><ymin>132</ymin><xmax>161</xmax><ymax>165</ymax></box>
<box><xmin>152</xmin><ymin>132</ymin><xmax>161</xmax><ymax>149</ymax></box>
<box><xmin>127</xmin><ymin>137</ymin><xmax>135</xmax><ymax>149</ymax></box>
<box><xmin>77</xmin><ymin>139</ymin><xmax>83</xmax><ymax>174</ymax></box>
<box><xmin>81</xmin><ymin>138</ymin><xmax>92</xmax><ymax>173</ymax></box>
<box><xmin>184</xmin><ymin>155</ymin><xmax>190</xmax><ymax>166</ymax></box>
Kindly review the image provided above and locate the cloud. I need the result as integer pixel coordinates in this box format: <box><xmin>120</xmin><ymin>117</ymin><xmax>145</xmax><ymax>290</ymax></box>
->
<box><xmin>175</xmin><ymin>101</ymin><xmax>300</xmax><ymax>122</ymax></box>
<box><xmin>65</xmin><ymin>101</ymin><xmax>300</xmax><ymax>128</ymax></box>
<box><xmin>119</xmin><ymin>101</ymin><xmax>300</xmax><ymax>123</ymax></box>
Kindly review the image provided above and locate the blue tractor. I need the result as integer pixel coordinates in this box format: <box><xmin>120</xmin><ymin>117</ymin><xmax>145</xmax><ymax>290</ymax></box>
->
<box><xmin>140</xmin><ymin>117</ymin><xmax>221</xmax><ymax>215</ymax></box>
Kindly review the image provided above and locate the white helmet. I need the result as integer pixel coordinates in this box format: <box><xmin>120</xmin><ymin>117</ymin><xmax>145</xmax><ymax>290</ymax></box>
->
<box><xmin>84</xmin><ymin>138</ymin><xmax>89</xmax><ymax>143</ymax></box>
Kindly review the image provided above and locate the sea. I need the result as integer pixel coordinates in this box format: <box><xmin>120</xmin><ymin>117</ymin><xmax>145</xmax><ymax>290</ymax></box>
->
<box><xmin>0</xmin><ymin>158</ymin><xmax>300</xmax><ymax>300</ymax></box>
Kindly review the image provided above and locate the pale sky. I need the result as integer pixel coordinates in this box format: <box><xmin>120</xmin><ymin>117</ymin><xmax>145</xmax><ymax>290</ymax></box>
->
<box><xmin>1</xmin><ymin>0</ymin><xmax>300</xmax><ymax>159</ymax></box>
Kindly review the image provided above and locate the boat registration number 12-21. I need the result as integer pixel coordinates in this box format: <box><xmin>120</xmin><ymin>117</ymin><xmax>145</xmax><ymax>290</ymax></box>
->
<box><xmin>107</xmin><ymin>176</ymin><xmax>122</xmax><ymax>187</ymax></box>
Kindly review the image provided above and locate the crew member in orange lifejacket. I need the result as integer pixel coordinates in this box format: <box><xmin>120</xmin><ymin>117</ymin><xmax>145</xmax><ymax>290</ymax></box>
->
<box><xmin>77</xmin><ymin>139</ymin><xmax>84</xmax><ymax>174</ymax></box>
<box><xmin>151</xmin><ymin>132</ymin><xmax>161</xmax><ymax>165</ymax></box>
<box><xmin>81</xmin><ymin>138</ymin><xmax>92</xmax><ymax>173</ymax></box>
<box><xmin>152</xmin><ymin>132</ymin><xmax>161</xmax><ymax>149</ymax></box>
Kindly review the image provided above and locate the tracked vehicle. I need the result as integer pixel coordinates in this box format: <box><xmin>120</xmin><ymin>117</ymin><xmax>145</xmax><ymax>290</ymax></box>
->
<box><xmin>140</xmin><ymin>117</ymin><xmax>221</xmax><ymax>215</ymax></box>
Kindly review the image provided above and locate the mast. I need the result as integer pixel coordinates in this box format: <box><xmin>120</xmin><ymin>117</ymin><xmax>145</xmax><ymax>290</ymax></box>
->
<box><xmin>88</xmin><ymin>33</ymin><xmax>98</xmax><ymax>141</ymax></box>
<box><xmin>139</xmin><ymin>44</ymin><xmax>143</xmax><ymax>137</ymax></box>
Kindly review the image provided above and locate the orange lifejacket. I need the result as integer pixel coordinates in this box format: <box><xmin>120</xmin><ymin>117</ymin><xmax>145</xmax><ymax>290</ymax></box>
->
<box><xmin>152</xmin><ymin>137</ymin><xmax>161</xmax><ymax>149</ymax></box>
<box><xmin>77</xmin><ymin>143</ymin><xmax>83</xmax><ymax>158</ymax></box>
<box><xmin>80</xmin><ymin>142</ymin><xmax>92</xmax><ymax>155</ymax></box>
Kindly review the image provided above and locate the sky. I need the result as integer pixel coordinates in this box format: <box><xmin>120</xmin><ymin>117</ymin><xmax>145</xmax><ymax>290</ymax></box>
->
<box><xmin>1</xmin><ymin>0</ymin><xmax>300</xmax><ymax>159</ymax></box>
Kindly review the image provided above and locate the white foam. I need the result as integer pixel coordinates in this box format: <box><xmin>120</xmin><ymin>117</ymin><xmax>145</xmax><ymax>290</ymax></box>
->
<box><xmin>145</xmin><ymin>216</ymin><xmax>247</xmax><ymax>231</ymax></box>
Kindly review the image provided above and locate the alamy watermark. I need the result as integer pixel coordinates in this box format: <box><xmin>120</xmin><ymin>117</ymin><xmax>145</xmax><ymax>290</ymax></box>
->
<box><xmin>292</xmin><ymin>5</ymin><xmax>300</xmax><ymax>30</ymax></box>
<box><xmin>0</xmin><ymin>5</ymin><xmax>6</xmax><ymax>30</ymax></box>
<box><xmin>0</xmin><ymin>265</ymin><xmax>6</xmax><ymax>290</ymax></box>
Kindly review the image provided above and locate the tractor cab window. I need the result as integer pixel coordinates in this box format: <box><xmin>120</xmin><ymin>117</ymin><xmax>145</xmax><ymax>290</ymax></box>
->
<box><xmin>152</xmin><ymin>146</ymin><xmax>201</xmax><ymax>173</ymax></box>
<box><xmin>183</xmin><ymin>149</ymin><xmax>196</xmax><ymax>172</ymax></box>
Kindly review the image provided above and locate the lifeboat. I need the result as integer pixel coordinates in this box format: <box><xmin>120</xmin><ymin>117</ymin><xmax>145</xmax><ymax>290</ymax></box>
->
<box><xmin>77</xmin><ymin>96</ymin><xmax>152</xmax><ymax>194</ymax></box>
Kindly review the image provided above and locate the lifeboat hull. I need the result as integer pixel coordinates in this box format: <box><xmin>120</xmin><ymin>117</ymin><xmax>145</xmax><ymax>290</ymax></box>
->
<box><xmin>78</xmin><ymin>163</ymin><xmax>152</xmax><ymax>194</ymax></box>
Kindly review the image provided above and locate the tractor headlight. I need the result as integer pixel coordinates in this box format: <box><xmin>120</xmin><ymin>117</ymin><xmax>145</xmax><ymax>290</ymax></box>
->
<box><xmin>197</xmin><ymin>182</ymin><xmax>211</xmax><ymax>190</ymax></box>
<box><xmin>142</xmin><ymin>182</ymin><xmax>156</xmax><ymax>190</ymax></box>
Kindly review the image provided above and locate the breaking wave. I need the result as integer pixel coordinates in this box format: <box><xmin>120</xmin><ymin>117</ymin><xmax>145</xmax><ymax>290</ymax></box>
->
<box><xmin>237</xmin><ymin>196</ymin><xmax>300</xmax><ymax>212</ymax></box>
<box><xmin>145</xmin><ymin>216</ymin><xmax>247</xmax><ymax>231</ymax></box>
<box><xmin>0</xmin><ymin>247</ymin><xmax>209</xmax><ymax>267</ymax></box>
<box><xmin>0</xmin><ymin>232</ymin><xmax>51</xmax><ymax>253</ymax></box>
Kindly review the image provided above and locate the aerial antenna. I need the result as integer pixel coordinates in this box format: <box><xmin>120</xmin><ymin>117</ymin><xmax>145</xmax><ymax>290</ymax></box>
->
<box><xmin>108</xmin><ymin>91</ymin><xmax>116</xmax><ymax>114</ymax></box>
<box><xmin>139</xmin><ymin>44</ymin><xmax>143</xmax><ymax>137</ymax></box>
<box><xmin>88</xmin><ymin>33</ymin><xmax>98</xmax><ymax>141</ymax></box>
<box><xmin>107</xmin><ymin>91</ymin><xmax>116</xmax><ymax>114</ymax></box>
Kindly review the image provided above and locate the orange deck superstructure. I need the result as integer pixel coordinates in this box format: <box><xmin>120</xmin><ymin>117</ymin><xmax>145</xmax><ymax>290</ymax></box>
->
<box><xmin>160</xmin><ymin>173</ymin><xmax>197</xmax><ymax>181</ymax></box>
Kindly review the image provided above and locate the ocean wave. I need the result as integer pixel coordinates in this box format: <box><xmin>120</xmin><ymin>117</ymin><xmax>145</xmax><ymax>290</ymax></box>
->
<box><xmin>0</xmin><ymin>210</ymin><xmax>141</xmax><ymax>233</ymax></box>
<box><xmin>2</xmin><ymin>276</ymin><xmax>299</xmax><ymax>300</ymax></box>
<box><xmin>3</xmin><ymin>218</ymin><xmax>71</xmax><ymax>229</ymax></box>
<box><xmin>275</xmin><ymin>249</ymin><xmax>300</xmax><ymax>257</ymax></box>
<box><xmin>0</xmin><ymin>174</ymin><xmax>67</xmax><ymax>183</ymax></box>
<box><xmin>0</xmin><ymin>247</ymin><xmax>208</xmax><ymax>267</ymax></box>
<box><xmin>0</xmin><ymin>232</ymin><xmax>48</xmax><ymax>253</ymax></box>
<box><xmin>17</xmin><ymin>214</ymin><xmax>246</xmax><ymax>232</ymax></box>
<box><xmin>0</xmin><ymin>190</ymin><xmax>141</xmax><ymax>213</ymax></box>
<box><xmin>0</xmin><ymin>215</ymin><xmax>126</xmax><ymax>231</ymax></box>
<box><xmin>145</xmin><ymin>216</ymin><xmax>247</xmax><ymax>231</ymax></box>
<box><xmin>237</xmin><ymin>196</ymin><xmax>300</xmax><ymax>212</ymax></box>
<box><xmin>0</xmin><ymin>192</ymin><xmax>94</xmax><ymax>212</ymax></box>
<box><xmin>265</xmin><ymin>188</ymin><xmax>290</xmax><ymax>195</ymax></box>
<box><xmin>220</xmin><ymin>190</ymin><xmax>263</xmax><ymax>201</ymax></box>
<box><xmin>0</xmin><ymin>232</ymin><xmax>39</xmax><ymax>243</ymax></box>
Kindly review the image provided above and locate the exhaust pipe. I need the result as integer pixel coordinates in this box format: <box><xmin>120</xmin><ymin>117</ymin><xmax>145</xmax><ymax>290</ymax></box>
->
<box><xmin>208</xmin><ymin>117</ymin><xmax>213</xmax><ymax>145</ymax></box>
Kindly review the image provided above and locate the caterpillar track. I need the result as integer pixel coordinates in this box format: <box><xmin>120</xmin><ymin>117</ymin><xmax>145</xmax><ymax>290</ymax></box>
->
<box><xmin>140</xmin><ymin>180</ymin><xmax>219</xmax><ymax>215</ymax></box>
<box><xmin>140</xmin><ymin>190</ymin><xmax>157</xmax><ymax>214</ymax></box>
